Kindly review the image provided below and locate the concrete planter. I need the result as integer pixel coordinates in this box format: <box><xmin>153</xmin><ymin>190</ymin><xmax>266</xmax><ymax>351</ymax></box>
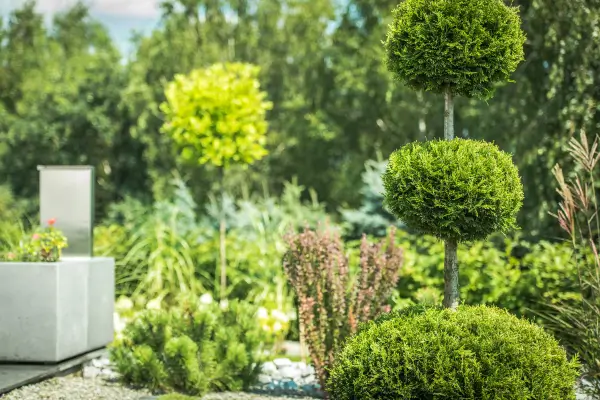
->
<box><xmin>0</xmin><ymin>257</ymin><xmax>115</xmax><ymax>363</ymax></box>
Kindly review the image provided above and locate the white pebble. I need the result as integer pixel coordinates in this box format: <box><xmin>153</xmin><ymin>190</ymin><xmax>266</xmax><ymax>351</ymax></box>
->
<box><xmin>273</xmin><ymin>358</ymin><xmax>292</xmax><ymax>368</ymax></box>
<box><xmin>261</xmin><ymin>361</ymin><xmax>278</xmax><ymax>373</ymax></box>
<box><xmin>82</xmin><ymin>366</ymin><xmax>102</xmax><ymax>379</ymax></box>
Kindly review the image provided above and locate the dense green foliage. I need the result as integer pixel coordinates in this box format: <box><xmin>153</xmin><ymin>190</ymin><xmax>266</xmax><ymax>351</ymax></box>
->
<box><xmin>341</xmin><ymin>159</ymin><xmax>400</xmax><ymax>239</ymax></box>
<box><xmin>385</xmin><ymin>0</ymin><xmax>525</xmax><ymax>99</ymax></box>
<box><xmin>94</xmin><ymin>178</ymin><xmax>325</xmax><ymax>328</ymax></box>
<box><xmin>110</xmin><ymin>299</ymin><xmax>266</xmax><ymax>396</ymax></box>
<box><xmin>328</xmin><ymin>305</ymin><xmax>580</xmax><ymax>400</ymax></box>
<box><xmin>391</xmin><ymin>231</ymin><xmax>579</xmax><ymax>319</ymax></box>
<box><xmin>383</xmin><ymin>139</ymin><xmax>523</xmax><ymax>242</ymax></box>
<box><xmin>0</xmin><ymin>1</ymin><xmax>597</xmax><ymax>238</ymax></box>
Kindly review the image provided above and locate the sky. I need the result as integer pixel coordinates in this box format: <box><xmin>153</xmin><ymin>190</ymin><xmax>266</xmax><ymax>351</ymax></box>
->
<box><xmin>0</xmin><ymin>0</ymin><xmax>163</xmax><ymax>54</ymax></box>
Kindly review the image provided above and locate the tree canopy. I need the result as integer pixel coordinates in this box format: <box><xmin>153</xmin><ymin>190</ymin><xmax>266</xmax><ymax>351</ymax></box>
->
<box><xmin>0</xmin><ymin>0</ymin><xmax>598</xmax><ymax>240</ymax></box>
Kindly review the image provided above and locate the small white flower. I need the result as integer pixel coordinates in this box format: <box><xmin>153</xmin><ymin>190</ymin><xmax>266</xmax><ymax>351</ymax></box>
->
<box><xmin>146</xmin><ymin>298</ymin><xmax>161</xmax><ymax>310</ymax></box>
<box><xmin>271</xmin><ymin>309</ymin><xmax>289</xmax><ymax>323</ymax></box>
<box><xmin>220</xmin><ymin>299</ymin><xmax>229</xmax><ymax>309</ymax></box>
<box><xmin>257</xmin><ymin>307</ymin><xmax>269</xmax><ymax>319</ymax></box>
<box><xmin>115</xmin><ymin>296</ymin><xmax>134</xmax><ymax>311</ymax></box>
<box><xmin>199</xmin><ymin>293</ymin><xmax>213</xmax><ymax>305</ymax></box>
<box><xmin>273</xmin><ymin>321</ymin><xmax>283</xmax><ymax>332</ymax></box>
<box><xmin>113</xmin><ymin>312</ymin><xmax>126</xmax><ymax>333</ymax></box>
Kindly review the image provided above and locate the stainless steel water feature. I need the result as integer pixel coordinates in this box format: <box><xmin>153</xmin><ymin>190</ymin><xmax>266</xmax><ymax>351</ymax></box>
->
<box><xmin>38</xmin><ymin>165</ymin><xmax>94</xmax><ymax>257</ymax></box>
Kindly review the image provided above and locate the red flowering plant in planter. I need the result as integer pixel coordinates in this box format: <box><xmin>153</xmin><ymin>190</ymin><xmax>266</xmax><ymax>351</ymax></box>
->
<box><xmin>2</xmin><ymin>218</ymin><xmax>68</xmax><ymax>262</ymax></box>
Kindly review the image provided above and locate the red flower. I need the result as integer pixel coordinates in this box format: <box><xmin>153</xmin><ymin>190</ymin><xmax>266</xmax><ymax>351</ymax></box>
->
<box><xmin>48</xmin><ymin>218</ymin><xmax>56</xmax><ymax>226</ymax></box>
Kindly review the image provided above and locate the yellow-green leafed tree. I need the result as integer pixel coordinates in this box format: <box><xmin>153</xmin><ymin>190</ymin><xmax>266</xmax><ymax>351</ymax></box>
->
<box><xmin>160</xmin><ymin>62</ymin><xmax>273</xmax><ymax>301</ymax></box>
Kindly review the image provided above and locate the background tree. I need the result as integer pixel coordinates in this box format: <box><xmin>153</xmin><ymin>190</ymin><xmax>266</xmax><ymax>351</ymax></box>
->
<box><xmin>383</xmin><ymin>0</ymin><xmax>526</xmax><ymax>308</ymax></box>
<box><xmin>160</xmin><ymin>62</ymin><xmax>272</xmax><ymax>301</ymax></box>
<box><xmin>1</xmin><ymin>0</ymin><xmax>599</xmax><ymax>241</ymax></box>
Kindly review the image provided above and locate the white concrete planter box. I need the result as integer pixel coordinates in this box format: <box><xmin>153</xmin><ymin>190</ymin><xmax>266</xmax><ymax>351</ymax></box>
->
<box><xmin>0</xmin><ymin>257</ymin><xmax>115</xmax><ymax>363</ymax></box>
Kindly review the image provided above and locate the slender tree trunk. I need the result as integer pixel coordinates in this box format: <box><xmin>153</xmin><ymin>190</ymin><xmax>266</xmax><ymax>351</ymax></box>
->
<box><xmin>219</xmin><ymin>167</ymin><xmax>227</xmax><ymax>302</ymax></box>
<box><xmin>443</xmin><ymin>239</ymin><xmax>459</xmax><ymax>309</ymax></box>
<box><xmin>443</xmin><ymin>88</ymin><xmax>459</xmax><ymax>310</ymax></box>
<box><xmin>444</xmin><ymin>88</ymin><xmax>454</xmax><ymax>140</ymax></box>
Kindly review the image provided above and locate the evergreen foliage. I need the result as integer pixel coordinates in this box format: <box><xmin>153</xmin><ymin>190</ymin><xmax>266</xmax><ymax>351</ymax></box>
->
<box><xmin>382</xmin><ymin>139</ymin><xmax>523</xmax><ymax>242</ymax></box>
<box><xmin>110</xmin><ymin>299</ymin><xmax>266</xmax><ymax>396</ymax></box>
<box><xmin>385</xmin><ymin>0</ymin><xmax>526</xmax><ymax>99</ymax></box>
<box><xmin>328</xmin><ymin>305</ymin><xmax>580</xmax><ymax>400</ymax></box>
<box><xmin>340</xmin><ymin>160</ymin><xmax>400</xmax><ymax>239</ymax></box>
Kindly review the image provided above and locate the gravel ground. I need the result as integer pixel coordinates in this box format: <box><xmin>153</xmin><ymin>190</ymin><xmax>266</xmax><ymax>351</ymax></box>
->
<box><xmin>0</xmin><ymin>376</ymin><xmax>150</xmax><ymax>400</ymax></box>
<box><xmin>0</xmin><ymin>372</ymin><xmax>592</xmax><ymax>400</ymax></box>
<box><xmin>0</xmin><ymin>376</ymin><xmax>317</xmax><ymax>400</ymax></box>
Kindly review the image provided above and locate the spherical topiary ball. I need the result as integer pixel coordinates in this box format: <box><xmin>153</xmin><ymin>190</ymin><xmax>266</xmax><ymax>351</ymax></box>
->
<box><xmin>384</xmin><ymin>0</ymin><xmax>526</xmax><ymax>99</ymax></box>
<box><xmin>327</xmin><ymin>305</ymin><xmax>580</xmax><ymax>400</ymax></box>
<box><xmin>382</xmin><ymin>139</ymin><xmax>523</xmax><ymax>242</ymax></box>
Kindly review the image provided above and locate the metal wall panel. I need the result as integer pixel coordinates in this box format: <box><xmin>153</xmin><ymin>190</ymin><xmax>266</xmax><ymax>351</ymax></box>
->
<box><xmin>38</xmin><ymin>166</ymin><xmax>94</xmax><ymax>257</ymax></box>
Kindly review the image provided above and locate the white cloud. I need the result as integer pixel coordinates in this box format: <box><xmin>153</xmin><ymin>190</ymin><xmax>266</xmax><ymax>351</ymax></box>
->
<box><xmin>1</xmin><ymin>0</ymin><xmax>160</xmax><ymax>18</ymax></box>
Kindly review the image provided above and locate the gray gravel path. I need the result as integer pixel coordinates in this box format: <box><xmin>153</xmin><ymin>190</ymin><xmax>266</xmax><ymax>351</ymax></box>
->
<box><xmin>0</xmin><ymin>376</ymin><xmax>150</xmax><ymax>400</ymax></box>
<box><xmin>0</xmin><ymin>376</ymin><xmax>317</xmax><ymax>400</ymax></box>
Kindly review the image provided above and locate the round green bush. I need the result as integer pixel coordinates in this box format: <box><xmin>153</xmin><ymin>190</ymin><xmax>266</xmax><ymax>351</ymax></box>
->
<box><xmin>328</xmin><ymin>305</ymin><xmax>580</xmax><ymax>400</ymax></box>
<box><xmin>384</xmin><ymin>0</ymin><xmax>526</xmax><ymax>99</ymax></box>
<box><xmin>382</xmin><ymin>139</ymin><xmax>523</xmax><ymax>242</ymax></box>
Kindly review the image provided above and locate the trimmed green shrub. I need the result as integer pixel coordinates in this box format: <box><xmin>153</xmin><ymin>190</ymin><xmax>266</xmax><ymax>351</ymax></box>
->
<box><xmin>328</xmin><ymin>305</ymin><xmax>580</xmax><ymax>400</ymax></box>
<box><xmin>110</xmin><ymin>299</ymin><xmax>266</xmax><ymax>396</ymax></box>
<box><xmin>383</xmin><ymin>139</ymin><xmax>523</xmax><ymax>242</ymax></box>
<box><xmin>384</xmin><ymin>0</ymin><xmax>526</xmax><ymax>100</ymax></box>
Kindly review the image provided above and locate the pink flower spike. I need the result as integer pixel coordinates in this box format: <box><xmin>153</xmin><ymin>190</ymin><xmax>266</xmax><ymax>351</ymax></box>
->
<box><xmin>48</xmin><ymin>218</ymin><xmax>56</xmax><ymax>226</ymax></box>
<box><xmin>32</xmin><ymin>233</ymin><xmax>40</xmax><ymax>240</ymax></box>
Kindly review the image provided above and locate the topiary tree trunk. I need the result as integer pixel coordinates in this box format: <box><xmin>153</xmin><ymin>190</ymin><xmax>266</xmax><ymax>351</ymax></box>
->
<box><xmin>443</xmin><ymin>88</ymin><xmax>458</xmax><ymax>309</ymax></box>
<box><xmin>385</xmin><ymin>0</ymin><xmax>524</xmax><ymax>311</ymax></box>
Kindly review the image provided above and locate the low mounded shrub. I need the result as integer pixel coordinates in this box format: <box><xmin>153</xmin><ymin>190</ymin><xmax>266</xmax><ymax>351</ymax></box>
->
<box><xmin>328</xmin><ymin>305</ymin><xmax>580</xmax><ymax>400</ymax></box>
<box><xmin>110</xmin><ymin>298</ymin><xmax>266</xmax><ymax>396</ymax></box>
<box><xmin>383</xmin><ymin>139</ymin><xmax>523</xmax><ymax>242</ymax></box>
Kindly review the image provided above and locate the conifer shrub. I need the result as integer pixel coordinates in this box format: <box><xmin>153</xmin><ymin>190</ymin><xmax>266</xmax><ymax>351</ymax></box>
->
<box><xmin>384</xmin><ymin>0</ymin><xmax>526</xmax><ymax>100</ymax></box>
<box><xmin>110</xmin><ymin>299</ymin><xmax>266</xmax><ymax>396</ymax></box>
<box><xmin>383</xmin><ymin>139</ymin><xmax>523</xmax><ymax>242</ymax></box>
<box><xmin>328</xmin><ymin>305</ymin><xmax>580</xmax><ymax>400</ymax></box>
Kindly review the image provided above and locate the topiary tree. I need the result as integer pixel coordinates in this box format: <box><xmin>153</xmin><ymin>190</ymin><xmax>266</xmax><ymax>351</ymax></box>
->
<box><xmin>328</xmin><ymin>305</ymin><xmax>580</xmax><ymax>399</ymax></box>
<box><xmin>383</xmin><ymin>0</ymin><xmax>526</xmax><ymax>309</ymax></box>
<box><xmin>161</xmin><ymin>63</ymin><xmax>272</xmax><ymax>301</ymax></box>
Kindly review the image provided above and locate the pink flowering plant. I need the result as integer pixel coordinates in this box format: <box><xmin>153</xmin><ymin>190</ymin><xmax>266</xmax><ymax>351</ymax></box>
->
<box><xmin>2</xmin><ymin>218</ymin><xmax>68</xmax><ymax>262</ymax></box>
